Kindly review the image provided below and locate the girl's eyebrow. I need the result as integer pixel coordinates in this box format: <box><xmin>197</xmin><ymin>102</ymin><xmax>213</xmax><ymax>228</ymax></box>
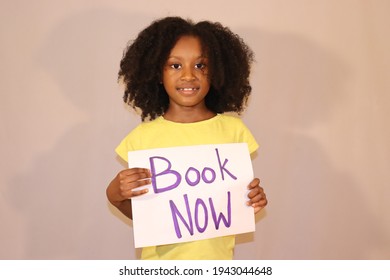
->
<box><xmin>167</xmin><ymin>55</ymin><xmax>208</xmax><ymax>60</ymax></box>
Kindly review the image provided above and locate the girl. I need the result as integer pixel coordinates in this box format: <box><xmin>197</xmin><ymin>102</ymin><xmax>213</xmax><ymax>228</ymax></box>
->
<box><xmin>106</xmin><ymin>16</ymin><xmax>267</xmax><ymax>260</ymax></box>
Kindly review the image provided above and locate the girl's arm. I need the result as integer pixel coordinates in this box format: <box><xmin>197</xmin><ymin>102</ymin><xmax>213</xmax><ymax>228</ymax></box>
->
<box><xmin>106</xmin><ymin>168</ymin><xmax>151</xmax><ymax>219</ymax></box>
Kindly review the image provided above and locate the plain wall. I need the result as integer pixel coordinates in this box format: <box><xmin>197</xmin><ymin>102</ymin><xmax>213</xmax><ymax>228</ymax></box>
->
<box><xmin>1</xmin><ymin>0</ymin><xmax>389</xmax><ymax>259</ymax></box>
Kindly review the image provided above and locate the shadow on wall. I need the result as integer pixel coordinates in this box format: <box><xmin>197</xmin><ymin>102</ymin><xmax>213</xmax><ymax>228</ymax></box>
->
<box><xmin>6</xmin><ymin>9</ymin><xmax>153</xmax><ymax>259</ymax></box>
<box><xmin>234</xmin><ymin>27</ymin><xmax>389</xmax><ymax>259</ymax></box>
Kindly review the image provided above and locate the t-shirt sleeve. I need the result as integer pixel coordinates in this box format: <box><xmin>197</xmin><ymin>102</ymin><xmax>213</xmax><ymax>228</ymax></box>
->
<box><xmin>239</xmin><ymin>121</ymin><xmax>259</xmax><ymax>154</ymax></box>
<box><xmin>115</xmin><ymin>137</ymin><xmax>130</xmax><ymax>163</ymax></box>
<box><xmin>114</xmin><ymin>126</ymin><xmax>141</xmax><ymax>163</ymax></box>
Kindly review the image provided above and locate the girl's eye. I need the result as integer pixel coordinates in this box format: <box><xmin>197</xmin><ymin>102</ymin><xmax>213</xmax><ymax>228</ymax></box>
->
<box><xmin>195</xmin><ymin>63</ymin><xmax>206</xmax><ymax>69</ymax></box>
<box><xmin>170</xmin><ymin>63</ymin><xmax>181</xmax><ymax>69</ymax></box>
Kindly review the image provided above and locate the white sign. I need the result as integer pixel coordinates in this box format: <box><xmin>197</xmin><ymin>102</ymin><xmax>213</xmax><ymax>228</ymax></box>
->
<box><xmin>128</xmin><ymin>143</ymin><xmax>255</xmax><ymax>248</ymax></box>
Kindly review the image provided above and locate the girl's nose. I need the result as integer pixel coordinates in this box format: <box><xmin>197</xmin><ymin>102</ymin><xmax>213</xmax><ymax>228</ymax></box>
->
<box><xmin>180</xmin><ymin>66</ymin><xmax>196</xmax><ymax>81</ymax></box>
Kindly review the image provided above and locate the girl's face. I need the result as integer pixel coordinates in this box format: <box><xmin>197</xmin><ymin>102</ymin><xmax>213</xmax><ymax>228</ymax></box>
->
<box><xmin>162</xmin><ymin>36</ymin><xmax>210</xmax><ymax>113</ymax></box>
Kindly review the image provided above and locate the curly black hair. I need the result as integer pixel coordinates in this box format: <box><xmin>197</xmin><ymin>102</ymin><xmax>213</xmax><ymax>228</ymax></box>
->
<box><xmin>119</xmin><ymin>16</ymin><xmax>254</xmax><ymax>121</ymax></box>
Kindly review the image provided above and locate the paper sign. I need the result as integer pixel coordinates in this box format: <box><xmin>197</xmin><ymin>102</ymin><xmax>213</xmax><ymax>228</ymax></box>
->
<box><xmin>128</xmin><ymin>143</ymin><xmax>255</xmax><ymax>248</ymax></box>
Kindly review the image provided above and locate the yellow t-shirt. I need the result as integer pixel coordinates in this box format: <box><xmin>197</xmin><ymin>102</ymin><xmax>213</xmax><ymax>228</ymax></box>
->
<box><xmin>116</xmin><ymin>114</ymin><xmax>259</xmax><ymax>260</ymax></box>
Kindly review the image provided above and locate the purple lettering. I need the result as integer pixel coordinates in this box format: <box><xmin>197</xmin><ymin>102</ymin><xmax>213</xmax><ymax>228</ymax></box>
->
<box><xmin>201</xmin><ymin>167</ymin><xmax>216</xmax><ymax>183</ymax></box>
<box><xmin>169</xmin><ymin>192</ymin><xmax>232</xmax><ymax>239</ymax></box>
<box><xmin>149</xmin><ymin>156</ymin><xmax>181</xmax><ymax>193</ymax></box>
<box><xmin>185</xmin><ymin>167</ymin><xmax>201</xmax><ymax>186</ymax></box>
<box><xmin>169</xmin><ymin>194</ymin><xmax>194</xmax><ymax>238</ymax></box>
<box><xmin>215</xmin><ymin>149</ymin><xmax>237</xmax><ymax>180</ymax></box>
<box><xmin>209</xmin><ymin>191</ymin><xmax>232</xmax><ymax>229</ymax></box>
<box><xmin>195</xmin><ymin>198</ymin><xmax>208</xmax><ymax>233</ymax></box>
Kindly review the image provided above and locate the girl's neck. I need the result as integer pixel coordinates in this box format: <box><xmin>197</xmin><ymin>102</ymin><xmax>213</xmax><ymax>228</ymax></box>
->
<box><xmin>163</xmin><ymin>107</ymin><xmax>216</xmax><ymax>123</ymax></box>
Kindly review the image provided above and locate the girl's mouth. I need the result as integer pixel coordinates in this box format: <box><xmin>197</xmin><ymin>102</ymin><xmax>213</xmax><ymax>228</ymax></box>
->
<box><xmin>177</xmin><ymin>87</ymin><xmax>199</xmax><ymax>94</ymax></box>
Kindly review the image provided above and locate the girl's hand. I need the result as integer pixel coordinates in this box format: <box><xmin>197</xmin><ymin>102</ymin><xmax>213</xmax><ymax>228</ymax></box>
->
<box><xmin>107</xmin><ymin>168</ymin><xmax>151</xmax><ymax>204</ymax></box>
<box><xmin>247</xmin><ymin>178</ymin><xmax>268</xmax><ymax>214</ymax></box>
